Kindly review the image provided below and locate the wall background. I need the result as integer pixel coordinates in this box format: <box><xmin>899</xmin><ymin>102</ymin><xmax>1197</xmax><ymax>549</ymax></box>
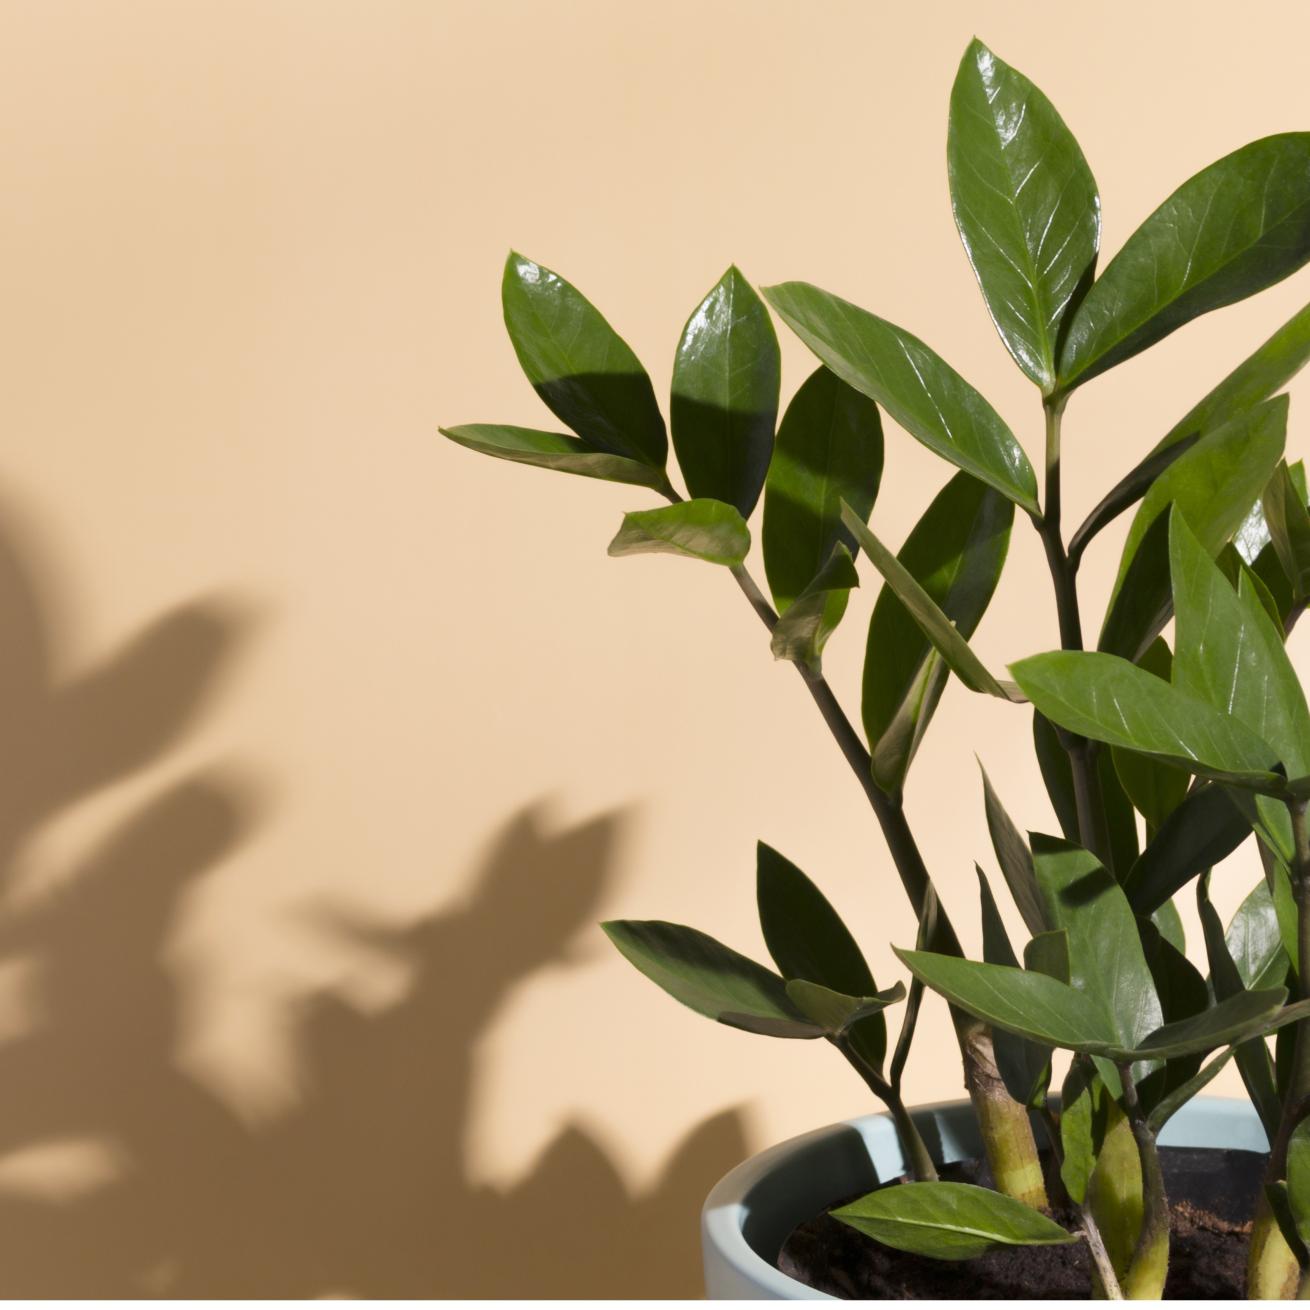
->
<box><xmin>1</xmin><ymin>0</ymin><xmax>1309</xmax><ymax>1295</ymax></box>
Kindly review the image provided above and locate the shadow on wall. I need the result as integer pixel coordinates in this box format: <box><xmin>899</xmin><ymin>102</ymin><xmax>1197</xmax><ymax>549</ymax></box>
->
<box><xmin>0</xmin><ymin>495</ymin><xmax>751</xmax><ymax>1297</ymax></box>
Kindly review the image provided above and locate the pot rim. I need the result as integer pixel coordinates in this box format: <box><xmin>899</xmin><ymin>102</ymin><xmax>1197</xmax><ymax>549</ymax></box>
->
<box><xmin>700</xmin><ymin>1094</ymin><xmax>1266</xmax><ymax>1300</ymax></box>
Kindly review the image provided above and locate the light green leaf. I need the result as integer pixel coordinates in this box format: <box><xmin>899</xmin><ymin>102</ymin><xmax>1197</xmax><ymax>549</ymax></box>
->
<box><xmin>1227</xmin><ymin>879</ymin><xmax>1290</xmax><ymax>993</ymax></box>
<box><xmin>1286</xmin><ymin>1121</ymin><xmax>1310</xmax><ymax>1246</ymax></box>
<box><xmin>762</xmin><ymin>366</ymin><xmax>883</xmax><ymax>613</ymax></box>
<box><xmin>502</xmin><ymin>252</ymin><xmax>666</xmax><ymax>466</ymax></box>
<box><xmin>761</xmin><ymin>282</ymin><xmax>1039</xmax><ymax>512</ymax></box>
<box><xmin>607</xmin><ymin>499</ymin><xmax>749</xmax><ymax>565</ymax></box>
<box><xmin>1058</xmin><ymin>134</ymin><xmax>1310</xmax><ymax>389</ymax></box>
<box><xmin>439</xmin><ymin>424</ymin><xmax>672</xmax><ymax>492</ymax></box>
<box><xmin>1010</xmin><ymin>650</ymin><xmax>1283</xmax><ymax>790</ymax></box>
<box><xmin>1128</xmin><ymin>988</ymin><xmax>1303</xmax><ymax>1060</ymax></box>
<box><xmin>845</xmin><ymin>505</ymin><xmax>1022</xmax><ymax>703</ymax></box>
<box><xmin>785</xmin><ymin>978</ymin><xmax>906</xmax><ymax>1037</ymax></box>
<box><xmin>1059</xmin><ymin>1060</ymin><xmax>1101</xmax><ymax>1205</ymax></box>
<box><xmin>862</xmin><ymin>475</ymin><xmax>1013</xmax><ymax>792</ymax></box>
<box><xmin>947</xmin><ymin>39</ymin><xmax>1099</xmax><ymax>391</ymax></box>
<box><xmin>1100</xmin><ymin>396</ymin><xmax>1287</xmax><ymax>660</ymax></box>
<box><xmin>833</xmin><ymin>1181</ymin><xmax>1076</xmax><ymax>1260</ymax></box>
<box><xmin>671</xmin><ymin>266</ymin><xmax>780</xmax><ymax>516</ymax></box>
<box><xmin>602</xmin><ymin>919</ymin><xmax>821</xmax><ymax>1038</ymax></box>
<box><xmin>769</xmin><ymin>545</ymin><xmax>860</xmax><ymax>673</ymax></box>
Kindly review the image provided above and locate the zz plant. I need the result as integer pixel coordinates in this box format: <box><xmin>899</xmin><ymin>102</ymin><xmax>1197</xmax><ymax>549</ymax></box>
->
<box><xmin>444</xmin><ymin>39</ymin><xmax>1310</xmax><ymax>1300</ymax></box>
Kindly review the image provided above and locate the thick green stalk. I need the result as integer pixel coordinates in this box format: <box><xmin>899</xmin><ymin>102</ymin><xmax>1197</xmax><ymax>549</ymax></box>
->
<box><xmin>1117</xmin><ymin>1064</ymin><xmax>1170</xmax><ymax>1299</ymax></box>
<box><xmin>725</xmin><ymin>559</ymin><xmax>1046</xmax><ymax>1206</ymax></box>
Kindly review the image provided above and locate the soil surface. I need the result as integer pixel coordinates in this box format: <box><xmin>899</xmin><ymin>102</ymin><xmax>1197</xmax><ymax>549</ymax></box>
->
<box><xmin>778</xmin><ymin>1146</ymin><xmax>1264</xmax><ymax>1299</ymax></box>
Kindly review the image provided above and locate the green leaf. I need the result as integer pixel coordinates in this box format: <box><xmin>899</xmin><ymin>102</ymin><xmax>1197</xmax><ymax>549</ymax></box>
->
<box><xmin>1110</xmin><ymin>640</ymin><xmax>1190</xmax><ymax>830</ymax></box>
<box><xmin>832</xmin><ymin>1181</ymin><xmax>1076</xmax><ymax>1260</ymax></box>
<box><xmin>1170</xmin><ymin>508</ymin><xmax>1310</xmax><ymax>777</ymax></box>
<box><xmin>761</xmin><ymin>282</ymin><xmax>1039</xmax><ymax>512</ymax></box>
<box><xmin>1266</xmin><ymin>1181</ymin><xmax>1310</xmax><ymax>1267</ymax></box>
<box><xmin>893</xmin><ymin>947</ymin><xmax>1118</xmax><ymax>1054</ymax></box>
<box><xmin>1057</xmin><ymin>134</ymin><xmax>1310</xmax><ymax>389</ymax></box>
<box><xmin>439</xmin><ymin>424</ymin><xmax>671</xmax><ymax>492</ymax></box>
<box><xmin>502</xmin><ymin>252</ymin><xmax>667</xmax><ymax>466</ymax></box>
<box><xmin>762</xmin><ymin>366</ymin><xmax>883</xmax><ymax>613</ymax></box>
<box><xmin>784</xmin><ymin>978</ymin><xmax>906</xmax><ymax>1036</ymax></box>
<box><xmin>863</xmin><ymin>474</ymin><xmax>1013</xmax><ymax>791</ymax></box>
<box><xmin>1227</xmin><ymin>878</ymin><xmax>1290</xmax><ymax>992</ymax></box>
<box><xmin>1059</xmin><ymin>1060</ymin><xmax>1102</xmax><ymax>1205</ymax></box>
<box><xmin>1024</xmin><ymin>930</ymin><xmax>1072</xmax><ymax>983</ymax></box>
<box><xmin>1033</xmin><ymin>711</ymin><xmax>1080</xmax><ymax>841</ymax></box>
<box><xmin>845</xmin><ymin>506</ymin><xmax>1022</xmax><ymax>703</ymax></box>
<box><xmin>1155</xmin><ymin>299</ymin><xmax>1310</xmax><ymax>455</ymax></box>
<box><xmin>1287</xmin><ymin>1121</ymin><xmax>1310</xmax><ymax>1246</ymax></box>
<box><xmin>1263</xmin><ymin>460</ymin><xmax>1310</xmax><ymax>603</ymax></box>
<box><xmin>1145</xmin><ymin>1048</ymin><xmax>1235</xmax><ymax>1133</ymax></box>
<box><xmin>980</xmin><ymin>767</ymin><xmax>1046</xmax><ymax>936</ymax></box>
<box><xmin>1127</xmin><ymin>988</ymin><xmax>1302</xmax><ymax>1061</ymax></box>
<box><xmin>769</xmin><ymin>546</ymin><xmax>860</xmax><ymax>673</ymax></box>
<box><xmin>1100</xmin><ymin>397</ymin><xmax>1288</xmax><ymax>660</ymax></box>
<box><xmin>1152</xmin><ymin>899</ymin><xmax>1187</xmax><ymax>954</ymax></box>
<box><xmin>978</xmin><ymin>869</ymin><xmax>1051</xmax><ymax>1106</ymax></box>
<box><xmin>757</xmin><ymin>841</ymin><xmax>886</xmax><ymax>1068</ymax></box>
<box><xmin>947</xmin><ymin>39</ymin><xmax>1099</xmax><ymax>391</ymax></box>
<box><xmin>1123</xmin><ymin>784</ymin><xmax>1251</xmax><ymax>915</ymax></box>
<box><xmin>1030</xmin><ymin>834</ymin><xmax>1162</xmax><ymax>1050</ymax></box>
<box><xmin>607</xmin><ymin>499</ymin><xmax>749</xmax><ymax>565</ymax></box>
<box><xmin>602</xmin><ymin>919</ymin><xmax>821</xmax><ymax>1037</ymax></box>
<box><xmin>1010</xmin><ymin>650</ymin><xmax>1283</xmax><ymax>790</ymax></box>
<box><xmin>671</xmin><ymin>266</ymin><xmax>780</xmax><ymax>516</ymax></box>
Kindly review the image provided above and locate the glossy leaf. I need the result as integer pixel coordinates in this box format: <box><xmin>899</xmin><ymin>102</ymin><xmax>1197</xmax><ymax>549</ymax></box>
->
<box><xmin>502</xmin><ymin>252</ymin><xmax>666</xmax><ymax>466</ymax></box>
<box><xmin>863</xmin><ymin>475</ymin><xmax>1014</xmax><ymax>791</ymax></box>
<box><xmin>947</xmin><ymin>39</ymin><xmax>1099</xmax><ymax>390</ymax></box>
<box><xmin>1100</xmin><ymin>397</ymin><xmax>1288</xmax><ymax>660</ymax></box>
<box><xmin>1060</xmin><ymin>1060</ymin><xmax>1102</xmax><ymax>1204</ymax></box>
<box><xmin>1123</xmin><ymin>784</ymin><xmax>1251</xmax><ymax>915</ymax></box>
<box><xmin>1155</xmin><ymin>299</ymin><xmax>1310</xmax><ymax>455</ymax></box>
<box><xmin>1128</xmin><ymin>988</ymin><xmax>1302</xmax><ymax>1060</ymax></box>
<box><xmin>762</xmin><ymin>366</ymin><xmax>884</xmax><ymax>613</ymax></box>
<box><xmin>439</xmin><ymin>424</ymin><xmax>671</xmax><ymax>491</ymax></box>
<box><xmin>757</xmin><ymin>841</ymin><xmax>886</xmax><ymax>1068</ymax></box>
<box><xmin>1010</xmin><ymin>650</ymin><xmax>1283</xmax><ymax>790</ymax></box>
<box><xmin>1058</xmin><ymin>134</ymin><xmax>1310</xmax><ymax>389</ymax></box>
<box><xmin>1152</xmin><ymin>899</ymin><xmax>1187</xmax><ymax>955</ymax></box>
<box><xmin>833</xmin><ymin>1181</ymin><xmax>1076</xmax><ymax>1260</ymax></box>
<box><xmin>607</xmin><ymin>499</ymin><xmax>749</xmax><ymax>565</ymax></box>
<box><xmin>1030</xmin><ymin>834</ymin><xmax>1162</xmax><ymax>1050</ymax></box>
<box><xmin>762</xmin><ymin>282</ymin><xmax>1040</xmax><ymax>511</ymax></box>
<box><xmin>671</xmin><ymin>267</ymin><xmax>780</xmax><ymax>516</ymax></box>
<box><xmin>1110</xmin><ymin>640</ymin><xmax>1189</xmax><ymax>830</ymax></box>
<box><xmin>785</xmin><ymin>978</ymin><xmax>906</xmax><ymax>1036</ymax></box>
<box><xmin>845</xmin><ymin>506</ymin><xmax>1021</xmax><ymax>702</ymax></box>
<box><xmin>769</xmin><ymin>546</ymin><xmax>859</xmax><ymax>673</ymax></box>
<box><xmin>1227</xmin><ymin>879</ymin><xmax>1290</xmax><ymax>992</ymax></box>
<box><xmin>980</xmin><ymin>766</ymin><xmax>1046</xmax><ymax>936</ymax></box>
<box><xmin>602</xmin><ymin>919</ymin><xmax>820</xmax><ymax>1037</ymax></box>
<box><xmin>1024</xmin><ymin>930</ymin><xmax>1072</xmax><ymax>983</ymax></box>
<box><xmin>1171</xmin><ymin>508</ymin><xmax>1310</xmax><ymax>779</ymax></box>
<box><xmin>1263</xmin><ymin>460</ymin><xmax>1310</xmax><ymax>602</ymax></box>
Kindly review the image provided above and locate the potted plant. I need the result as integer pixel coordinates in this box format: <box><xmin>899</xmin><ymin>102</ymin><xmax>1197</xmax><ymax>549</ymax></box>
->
<box><xmin>442</xmin><ymin>37</ymin><xmax>1310</xmax><ymax>1299</ymax></box>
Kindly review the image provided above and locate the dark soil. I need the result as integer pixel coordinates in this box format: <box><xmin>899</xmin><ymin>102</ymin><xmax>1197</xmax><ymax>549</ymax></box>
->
<box><xmin>778</xmin><ymin>1146</ymin><xmax>1264</xmax><ymax>1299</ymax></box>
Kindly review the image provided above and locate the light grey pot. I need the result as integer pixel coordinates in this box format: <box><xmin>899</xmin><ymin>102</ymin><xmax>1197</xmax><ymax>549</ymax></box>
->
<box><xmin>701</xmin><ymin>1094</ymin><xmax>1268</xmax><ymax>1299</ymax></box>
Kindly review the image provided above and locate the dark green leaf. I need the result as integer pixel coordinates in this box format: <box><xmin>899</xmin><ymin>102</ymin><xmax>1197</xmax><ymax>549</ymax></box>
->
<box><xmin>785</xmin><ymin>978</ymin><xmax>906</xmax><ymax>1036</ymax></box>
<box><xmin>833</xmin><ymin>1181</ymin><xmax>1076</xmax><ymax>1260</ymax></box>
<box><xmin>1030</xmin><ymin>834</ymin><xmax>1161</xmax><ymax>1050</ymax></box>
<box><xmin>439</xmin><ymin>424</ymin><xmax>671</xmax><ymax>491</ymax></box>
<box><xmin>1033</xmin><ymin>711</ymin><xmax>1080</xmax><ymax>840</ymax></box>
<box><xmin>1100</xmin><ymin>397</ymin><xmax>1288</xmax><ymax>660</ymax></box>
<box><xmin>757</xmin><ymin>841</ymin><xmax>886</xmax><ymax>1068</ymax></box>
<box><xmin>1110</xmin><ymin>642</ymin><xmax>1189</xmax><ymax>830</ymax></box>
<box><xmin>769</xmin><ymin>546</ymin><xmax>860</xmax><ymax>673</ymax></box>
<box><xmin>1024</xmin><ymin>930</ymin><xmax>1072</xmax><ymax>983</ymax></box>
<box><xmin>607</xmin><ymin>499</ymin><xmax>749</xmax><ymax>565</ymax></box>
<box><xmin>1263</xmin><ymin>460</ymin><xmax>1310</xmax><ymax>603</ymax></box>
<box><xmin>947</xmin><ymin>39</ymin><xmax>1099</xmax><ymax>391</ymax></box>
<box><xmin>1009</xmin><ymin>650</ymin><xmax>1283</xmax><ymax>790</ymax></box>
<box><xmin>1155</xmin><ymin>300</ymin><xmax>1310</xmax><ymax>455</ymax></box>
<box><xmin>1170</xmin><ymin>508</ymin><xmax>1310</xmax><ymax>777</ymax></box>
<box><xmin>602</xmin><ymin>919</ymin><xmax>820</xmax><ymax>1036</ymax></box>
<box><xmin>761</xmin><ymin>282</ymin><xmax>1040</xmax><ymax>512</ymax></box>
<box><xmin>1059</xmin><ymin>1059</ymin><xmax>1102</xmax><ymax>1204</ymax></box>
<box><xmin>671</xmin><ymin>266</ymin><xmax>780</xmax><ymax>516</ymax></box>
<box><xmin>980</xmin><ymin>766</ymin><xmax>1046</xmax><ymax>936</ymax></box>
<box><xmin>1218</xmin><ymin>543</ymin><xmax>1285</xmax><ymax>631</ymax></box>
<box><xmin>893</xmin><ymin>947</ymin><xmax>1117</xmax><ymax>1054</ymax></box>
<box><xmin>863</xmin><ymin>475</ymin><xmax>1013</xmax><ymax>791</ymax></box>
<box><xmin>845</xmin><ymin>506</ymin><xmax>1022</xmax><ymax>702</ymax></box>
<box><xmin>1266</xmin><ymin>1181</ymin><xmax>1310</xmax><ymax>1267</ymax></box>
<box><xmin>1129</xmin><ymin>988</ymin><xmax>1301</xmax><ymax>1061</ymax></box>
<box><xmin>1123</xmin><ymin>784</ymin><xmax>1251</xmax><ymax>915</ymax></box>
<box><xmin>502</xmin><ymin>252</ymin><xmax>666</xmax><ymax>466</ymax></box>
<box><xmin>762</xmin><ymin>366</ymin><xmax>884</xmax><ymax>613</ymax></box>
<box><xmin>1058</xmin><ymin>134</ymin><xmax>1310</xmax><ymax>389</ymax></box>
<box><xmin>1146</xmin><ymin>1048</ymin><xmax>1235</xmax><ymax>1132</ymax></box>
<box><xmin>1287</xmin><ymin>1121</ymin><xmax>1310</xmax><ymax>1244</ymax></box>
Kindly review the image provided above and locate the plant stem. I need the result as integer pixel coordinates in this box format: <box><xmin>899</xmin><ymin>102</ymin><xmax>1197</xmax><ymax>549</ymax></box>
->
<box><xmin>839</xmin><ymin>1035</ymin><xmax>938</xmax><ymax>1182</ymax></box>
<box><xmin>724</xmin><ymin>559</ymin><xmax>1045</xmax><ymax>1205</ymax></box>
<box><xmin>1117</xmin><ymin>1063</ymin><xmax>1170</xmax><ymax>1299</ymax></box>
<box><xmin>1034</xmin><ymin>396</ymin><xmax>1111</xmax><ymax>867</ymax></box>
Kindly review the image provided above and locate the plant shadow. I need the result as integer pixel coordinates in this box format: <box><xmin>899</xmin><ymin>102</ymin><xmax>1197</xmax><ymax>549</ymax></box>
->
<box><xmin>0</xmin><ymin>495</ymin><xmax>750</xmax><ymax>1296</ymax></box>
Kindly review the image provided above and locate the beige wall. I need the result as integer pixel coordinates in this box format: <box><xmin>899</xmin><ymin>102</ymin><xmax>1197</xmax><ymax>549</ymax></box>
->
<box><xmin>1</xmin><ymin>0</ymin><xmax>1309</xmax><ymax>1295</ymax></box>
